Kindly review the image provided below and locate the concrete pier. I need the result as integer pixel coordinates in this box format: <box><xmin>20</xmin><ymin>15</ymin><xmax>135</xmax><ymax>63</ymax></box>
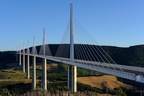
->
<box><xmin>23</xmin><ymin>54</ymin><xmax>25</xmax><ymax>73</ymax></box>
<box><xmin>68</xmin><ymin>65</ymin><xmax>77</xmax><ymax>92</ymax></box>
<box><xmin>68</xmin><ymin>3</ymin><xmax>77</xmax><ymax>92</ymax></box>
<box><xmin>19</xmin><ymin>53</ymin><xmax>21</xmax><ymax>66</ymax></box>
<box><xmin>26</xmin><ymin>55</ymin><xmax>30</xmax><ymax>79</ymax></box>
<box><xmin>32</xmin><ymin>56</ymin><xmax>36</xmax><ymax>89</ymax></box>
<box><xmin>42</xmin><ymin>58</ymin><xmax>47</xmax><ymax>90</ymax></box>
<box><xmin>41</xmin><ymin>29</ymin><xmax>47</xmax><ymax>90</ymax></box>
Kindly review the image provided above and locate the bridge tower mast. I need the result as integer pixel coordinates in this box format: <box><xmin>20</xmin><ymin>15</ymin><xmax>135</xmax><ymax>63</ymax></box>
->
<box><xmin>42</xmin><ymin>29</ymin><xmax>47</xmax><ymax>90</ymax></box>
<box><xmin>32</xmin><ymin>37</ymin><xmax>36</xmax><ymax>89</ymax></box>
<box><xmin>68</xmin><ymin>3</ymin><xmax>77</xmax><ymax>92</ymax></box>
<box><xmin>23</xmin><ymin>43</ymin><xmax>25</xmax><ymax>73</ymax></box>
<box><xmin>26</xmin><ymin>41</ymin><xmax>30</xmax><ymax>79</ymax></box>
<box><xmin>19</xmin><ymin>46</ymin><xmax>21</xmax><ymax>66</ymax></box>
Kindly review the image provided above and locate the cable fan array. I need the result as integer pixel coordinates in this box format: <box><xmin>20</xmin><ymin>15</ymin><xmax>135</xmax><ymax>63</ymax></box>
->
<box><xmin>55</xmin><ymin>17</ymin><xmax>123</xmax><ymax>71</ymax></box>
<box><xmin>19</xmin><ymin>17</ymin><xmax>122</xmax><ymax>71</ymax></box>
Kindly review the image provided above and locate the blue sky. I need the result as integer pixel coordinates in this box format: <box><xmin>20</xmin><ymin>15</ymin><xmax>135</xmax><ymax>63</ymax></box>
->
<box><xmin>0</xmin><ymin>0</ymin><xmax>144</xmax><ymax>51</ymax></box>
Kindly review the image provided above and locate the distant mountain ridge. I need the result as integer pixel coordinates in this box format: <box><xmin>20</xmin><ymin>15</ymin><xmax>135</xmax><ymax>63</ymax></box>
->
<box><xmin>48</xmin><ymin>44</ymin><xmax>144</xmax><ymax>67</ymax></box>
<box><xmin>1</xmin><ymin>44</ymin><xmax>144</xmax><ymax>68</ymax></box>
<box><xmin>101</xmin><ymin>45</ymin><xmax>144</xmax><ymax>67</ymax></box>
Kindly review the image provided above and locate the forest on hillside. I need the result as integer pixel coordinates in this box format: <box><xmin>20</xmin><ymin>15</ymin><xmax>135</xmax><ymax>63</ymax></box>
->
<box><xmin>1</xmin><ymin>45</ymin><xmax>144</xmax><ymax>95</ymax></box>
<box><xmin>1</xmin><ymin>44</ymin><xmax>144</xmax><ymax>68</ymax></box>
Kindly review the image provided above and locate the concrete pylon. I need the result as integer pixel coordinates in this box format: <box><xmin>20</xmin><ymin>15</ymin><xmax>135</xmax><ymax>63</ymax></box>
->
<box><xmin>19</xmin><ymin>51</ymin><xmax>21</xmax><ymax>66</ymax></box>
<box><xmin>26</xmin><ymin>41</ymin><xmax>30</xmax><ymax>79</ymax></box>
<box><xmin>42</xmin><ymin>29</ymin><xmax>47</xmax><ymax>90</ymax></box>
<box><xmin>32</xmin><ymin>37</ymin><xmax>36</xmax><ymax>90</ymax></box>
<box><xmin>32</xmin><ymin>56</ymin><xmax>36</xmax><ymax>89</ymax></box>
<box><xmin>23</xmin><ymin>54</ymin><xmax>25</xmax><ymax>73</ymax></box>
<box><xmin>42</xmin><ymin>58</ymin><xmax>47</xmax><ymax>90</ymax></box>
<box><xmin>26</xmin><ymin>55</ymin><xmax>30</xmax><ymax>79</ymax></box>
<box><xmin>68</xmin><ymin>65</ymin><xmax>77</xmax><ymax>92</ymax></box>
<box><xmin>68</xmin><ymin>3</ymin><xmax>77</xmax><ymax>92</ymax></box>
<box><xmin>23</xmin><ymin>45</ymin><xmax>25</xmax><ymax>73</ymax></box>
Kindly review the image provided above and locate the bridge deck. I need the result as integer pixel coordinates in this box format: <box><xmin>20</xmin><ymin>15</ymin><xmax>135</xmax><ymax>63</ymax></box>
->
<box><xmin>20</xmin><ymin>53</ymin><xmax>144</xmax><ymax>84</ymax></box>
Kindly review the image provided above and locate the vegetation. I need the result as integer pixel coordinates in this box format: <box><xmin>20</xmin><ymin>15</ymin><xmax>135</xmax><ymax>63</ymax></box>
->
<box><xmin>0</xmin><ymin>51</ymin><xmax>16</xmax><ymax>70</ymax></box>
<box><xmin>101</xmin><ymin>45</ymin><xmax>144</xmax><ymax>67</ymax></box>
<box><xmin>1</xmin><ymin>44</ymin><xmax>144</xmax><ymax>95</ymax></box>
<box><xmin>2</xmin><ymin>44</ymin><xmax>144</xmax><ymax>68</ymax></box>
<box><xmin>0</xmin><ymin>62</ymin><xmax>143</xmax><ymax>95</ymax></box>
<box><xmin>0</xmin><ymin>83</ymin><xmax>31</xmax><ymax>95</ymax></box>
<box><xmin>0</xmin><ymin>71</ymin><xmax>25</xmax><ymax>79</ymax></box>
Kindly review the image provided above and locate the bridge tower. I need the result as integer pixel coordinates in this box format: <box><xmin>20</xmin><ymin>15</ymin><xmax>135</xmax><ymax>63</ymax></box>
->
<box><xmin>19</xmin><ymin>47</ymin><xmax>21</xmax><ymax>66</ymax></box>
<box><xmin>23</xmin><ymin>43</ymin><xmax>25</xmax><ymax>73</ymax></box>
<box><xmin>26</xmin><ymin>41</ymin><xmax>30</xmax><ymax>79</ymax></box>
<box><xmin>68</xmin><ymin>3</ymin><xmax>77</xmax><ymax>92</ymax></box>
<box><xmin>32</xmin><ymin>37</ymin><xmax>36</xmax><ymax>89</ymax></box>
<box><xmin>42</xmin><ymin>29</ymin><xmax>47</xmax><ymax>90</ymax></box>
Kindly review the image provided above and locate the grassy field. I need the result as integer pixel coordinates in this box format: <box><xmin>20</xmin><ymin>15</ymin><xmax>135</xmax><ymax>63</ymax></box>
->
<box><xmin>0</xmin><ymin>63</ymin><xmax>134</xmax><ymax>90</ymax></box>
<box><xmin>78</xmin><ymin>75</ymin><xmax>133</xmax><ymax>89</ymax></box>
<box><xmin>0</xmin><ymin>72</ymin><xmax>25</xmax><ymax>79</ymax></box>
<box><xmin>36</xmin><ymin>63</ymin><xmax>58</xmax><ymax>70</ymax></box>
<box><xmin>0</xmin><ymin>62</ymin><xmax>140</xmax><ymax>96</ymax></box>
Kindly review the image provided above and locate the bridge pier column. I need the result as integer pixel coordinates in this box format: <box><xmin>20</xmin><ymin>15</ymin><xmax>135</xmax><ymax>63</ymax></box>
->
<box><xmin>32</xmin><ymin>56</ymin><xmax>36</xmax><ymax>89</ymax></box>
<box><xmin>23</xmin><ymin>54</ymin><xmax>25</xmax><ymax>73</ymax></box>
<box><xmin>68</xmin><ymin>3</ymin><xmax>77</xmax><ymax>92</ymax></box>
<box><xmin>19</xmin><ymin>53</ymin><xmax>21</xmax><ymax>66</ymax></box>
<box><xmin>68</xmin><ymin>65</ymin><xmax>77</xmax><ymax>92</ymax></box>
<box><xmin>26</xmin><ymin>55</ymin><xmax>30</xmax><ymax>79</ymax></box>
<box><xmin>42</xmin><ymin>58</ymin><xmax>47</xmax><ymax>90</ymax></box>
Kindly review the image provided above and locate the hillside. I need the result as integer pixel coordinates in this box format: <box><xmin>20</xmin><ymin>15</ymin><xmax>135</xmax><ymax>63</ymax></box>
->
<box><xmin>1</xmin><ymin>44</ymin><xmax>144</xmax><ymax>68</ymax></box>
<box><xmin>48</xmin><ymin>44</ymin><xmax>144</xmax><ymax>67</ymax></box>
<box><xmin>0</xmin><ymin>60</ymin><xmax>144</xmax><ymax>95</ymax></box>
<box><xmin>78</xmin><ymin>75</ymin><xmax>133</xmax><ymax>89</ymax></box>
<box><xmin>29</xmin><ymin>44</ymin><xmax>144</xmax><ymax>67</ymax></box>
<box><xmin>101</xmin><ymin>45</ymin><xmax>144</xmax><ymax>67</ymax></box>
<box><xmin>0</xmin><ymin>51</ymin><xmax>16</xmax><ymax>69</ymax></box>
<box><xmin>1</xmin><ymin>45</ymin><xmax>144</xmax><ymax>95</ymax></box>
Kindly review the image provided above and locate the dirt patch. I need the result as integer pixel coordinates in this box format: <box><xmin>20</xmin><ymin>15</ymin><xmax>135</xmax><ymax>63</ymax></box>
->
<box><xmin>36</xmin><ymin>63</ymin><xmax>58</xmax><ymax>70</ymax></box>
<box><xmin>2</xmin><ymin>69</ymin><xmax>22</xmax><ymax>73</ymax></box>
<box><xmin>47</xmin><ymin>63</ymin><xmax>58</xmax><ymax>70</ymax></box>
<box><xmin>78</xmin><ymin>75</ymin><xmax>133</xmax><ymax>89</ymax></box>
<box><xmin>0</xmin><ymin>79</ymin><xmax>40</xmax><ymax>83</ymax></box>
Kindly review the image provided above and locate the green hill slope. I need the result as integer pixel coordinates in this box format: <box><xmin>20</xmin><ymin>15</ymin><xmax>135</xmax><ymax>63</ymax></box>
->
<box><xmin>1</xmin><ymin>44</ymin><xmax>144</xmax><ymax>68</ymax></box>
<box><xmin>102</xmin><ymin>45</ymin><xmax>144</xmax><ymax>66</ymax></box>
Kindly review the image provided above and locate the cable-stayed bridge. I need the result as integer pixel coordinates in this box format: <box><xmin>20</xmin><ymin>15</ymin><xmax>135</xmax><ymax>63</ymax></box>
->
<box><xmin>17</xmin><ymin>3</ymin><xmax>144</xmax><ymax>92</ymax></box>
